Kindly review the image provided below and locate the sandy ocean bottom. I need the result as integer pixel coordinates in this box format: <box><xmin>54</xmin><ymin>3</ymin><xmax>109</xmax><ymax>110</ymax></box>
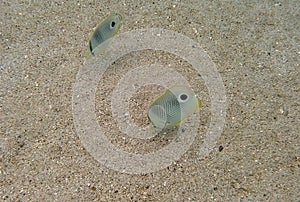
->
<box><xmin>1</xmin><ymin>0</ymin><xmax>299</xmax><ymax>201</ymax></box>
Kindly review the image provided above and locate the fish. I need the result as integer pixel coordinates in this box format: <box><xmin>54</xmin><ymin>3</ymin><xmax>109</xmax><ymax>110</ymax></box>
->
<box><xmin>148</xmin><ymin>85</ymin><xmax>202</xmax><ymax>130</ymax></box>
<box><xmin>88</xmin><ymin>13</ymin><xmax>123</xmax><ymax>56</ymax></box>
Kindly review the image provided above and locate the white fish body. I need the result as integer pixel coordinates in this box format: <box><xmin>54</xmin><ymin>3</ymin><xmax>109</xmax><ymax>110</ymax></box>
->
<box><xmin>88</xmin><ymin>13</ymin><xmax>123</xmax><ymax>56</ymax></box>
<box><xmin>148</xmin><ymin>85</ymin><xmax>202</xmax><ymax>129</ymax></box>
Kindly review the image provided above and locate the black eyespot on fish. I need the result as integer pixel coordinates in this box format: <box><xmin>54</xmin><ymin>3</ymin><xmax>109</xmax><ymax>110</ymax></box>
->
<box><xmin>111</xmin><ymin>21</ymin><xmax>116</xmax><ymax>28</ymax></box>
<box><xmin>178</xmin><ymin>93</ymin><xmax>188</xmax><ymax>102</ymax></box>
<box><xmin>180</xmin><ymin>94</ymin><xmax>188</xmax><ymax>100</ymax></box>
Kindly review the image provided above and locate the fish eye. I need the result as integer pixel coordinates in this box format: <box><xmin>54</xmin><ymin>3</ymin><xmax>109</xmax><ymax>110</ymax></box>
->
<box><xmin>111</xmin><ymin>21</ymin><xmax>116</xmax><ymax>28</ymax></box>
<box><xmin>178</xmin><ymin>93</ymin><xmax>189</xmax><ymax>102</ymax></box>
